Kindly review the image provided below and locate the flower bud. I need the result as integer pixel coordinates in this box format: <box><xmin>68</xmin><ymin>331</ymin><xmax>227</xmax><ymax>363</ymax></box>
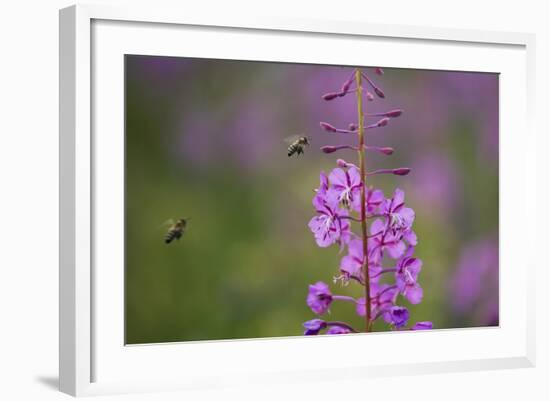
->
<box><xmin>322</xmin><ymin>92</ymin><xmax>339</xmax><ymax>101</ymax></box>
<box><xmin>348</xmin><ymin>123</ymin><xmax>357</xmax><ymax>131</ymax></box>
<box><xmin>321</xmin><ymin>146</ymin><xmax>338</xmax><ymax>154</ymax></box>
<box><xmin>393</xmin><ymin>168</ymin><xmax>411</xmax><ymax>176</ymax></box>
<box><xmin>366</xmin><ymin>92</ymin><xmax>374</xmax><ymax>101</ymax></box>
<box><xmin>374</xmin><ymin>67</ymin><xmax>384</xmax><ymax>75</ymax></box>
<box><xmin>411</xmin><ymin>321</ymin><xmax>433</xmax><ymax>330</ymax></box>
<box><xmin>377</xmin><ymin>117</ymin><xmax>390</xmax><ymax>127</ymax></box>
<box><xmin>319</xmin><ymin>122</ymin><xmax>337</xmax><ymax>132</ymax></box>
<box><xmin>385</xmin><ymin>109</ymin><xmax>403</xmax><ymax>118</ymax></box>
<box><xmin>336</xmin><ymin>159</ymin><xmax>349</xmax><ymax>168</ymax></box>
<box><xmin>364</xmin><ymin>146</ymin><xmax>394</xmax><ymax>155</ymax></box>
<box><xmin>374</xmin><ymin>87</ymin><xmax>385</xmax><ymax>98</ymax></box>
<box><xmin>341</xmin><ymin>77</ymin><xmax>353</xmax><ymax>93</ymax></box>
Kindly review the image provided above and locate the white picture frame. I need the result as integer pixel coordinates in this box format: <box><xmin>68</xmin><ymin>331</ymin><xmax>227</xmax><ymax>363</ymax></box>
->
<box><xmin>59</xmin><ymin>3</ymin><xmax>536</xmax><ymax>397</ymax></box>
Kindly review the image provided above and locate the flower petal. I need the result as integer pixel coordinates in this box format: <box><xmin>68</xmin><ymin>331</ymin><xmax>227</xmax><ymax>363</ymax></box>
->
<box><xmin>405</xmin><ymin>283</ymin><xmax>423</xmax><ymax>304</ymax></box>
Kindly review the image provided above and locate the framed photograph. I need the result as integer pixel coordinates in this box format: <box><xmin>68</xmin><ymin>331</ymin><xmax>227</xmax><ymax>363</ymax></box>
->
<box><xmin>59</xmin><ymin>4</ymin><xmax>536</xmax><ymax>396</ymax></box>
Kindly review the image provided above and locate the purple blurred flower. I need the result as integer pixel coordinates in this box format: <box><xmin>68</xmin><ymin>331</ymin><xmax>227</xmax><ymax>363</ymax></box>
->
<box><xmin>450</xmin><ymin>237</ymin><xmax>498</xmax><ymax>325</ymax></box>
<box><xmin>408</xmin><ymin>154</ymin><xmax>459</xmax><ymax>214</ymax></box>
<box><xmin>227</xmin><ymin>99</ymin><xmax>278</xmax><ymax>170</ymax></box>
<box><xmin>177</xmin><ymin>110</ymin><xmax>216</xmax><ymax>168</ymax></box>
<box><xmin>307</xmin><ymin>281</ymin><xmax>333</xmax><ymax>315</ymax></box>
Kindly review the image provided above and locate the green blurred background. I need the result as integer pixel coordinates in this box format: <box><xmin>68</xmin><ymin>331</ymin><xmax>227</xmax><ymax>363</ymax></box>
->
<box><xmin>125</xmin><ymin>55</ymin><xmax>499</xmax><ymax>344</ymax></box>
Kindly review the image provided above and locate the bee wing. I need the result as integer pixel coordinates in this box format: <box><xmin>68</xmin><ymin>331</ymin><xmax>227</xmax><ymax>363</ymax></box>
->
<box><xmin>159</xmin><ymin>219</ymin><xmax>175</xmax><ymax>229</ymax></box>
<box><xmin>284</xmin><ymin>135</ymin><xmax>301</xmax><ymax>144</ymax></box>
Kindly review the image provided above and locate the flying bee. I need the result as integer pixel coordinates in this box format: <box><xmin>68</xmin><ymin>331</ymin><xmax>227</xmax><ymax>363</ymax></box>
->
<box><xmin>163</xmin><ymin>218</ymin><xmax>189</xmax><ymax>244</ymax></box>
<box><xmin>286</xmin><ymin>135</ymin><xmax>310</xmax><ymax>157</ymax></box>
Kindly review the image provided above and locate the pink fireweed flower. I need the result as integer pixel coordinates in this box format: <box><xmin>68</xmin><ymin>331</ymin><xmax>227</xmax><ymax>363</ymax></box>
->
<box><xmin>369</xmin><ymin>219</ymin><xmax>417</xmax><ymax>261</ymax></box>
<box><xmin>303</xmin><ymin>318</ymin><xmax>327</xmax><ymax>335</ymax></box>
<box><xmin>395</xmin><ymin>248</ymin><xmax>423</xmax><ymax>304</ymax></box>
<box><xmin>356</xmin><ymin>283</ymin><xmax>399</xmax><ymax>323</ymax></box>
<box><xmin>369</xmin><ymin>218</ymin><xmax>408</xmax><ymax>262</ymax></box>
<box><xmin>308</xmin><ymin>192</ymin><xmax>351</xmax><ymax>248</ymax></box>
<box><xmin>381</xmin><ymin>188</ymin><xmax>415</xmax><ymax>233</ymax></box>
<box><xmin>315</xmin><ymin>172</ymin><xmax>329</xmax><ymax>196</ymax></box>
<box><xmin>389</xmin><ymin>306</ymin><xmax>409</xmax><ymax>328</ymax></box>
<box><xmin>365</xmin><ymin>187</ymin><xmax>385</xmax><ymax>214</ymax></box>
<box><xmin>328</xmin><ymin>167</ymin><xmax>362</xmax><ymax>210</ymax></box>
<box><xmin>340</xmin><ymin>239</ymin><xmax>382</xmax><ymax>284</ymax></box>
<box><xmin>307</xmin><ymin>281</ymin><xmax>333</xmax><ymax>315</ymax></box>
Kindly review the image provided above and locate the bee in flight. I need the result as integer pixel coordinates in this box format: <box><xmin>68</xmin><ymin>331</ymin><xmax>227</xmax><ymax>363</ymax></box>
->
<box><xmin>163</xmin><ymin>218</ymin><xmax>189</xmax><ymax>244</ymax></box>
<box><xmin>286</xmin><ymin>135</ymin><xmax>310</xmax><ymax>157</ymax></box>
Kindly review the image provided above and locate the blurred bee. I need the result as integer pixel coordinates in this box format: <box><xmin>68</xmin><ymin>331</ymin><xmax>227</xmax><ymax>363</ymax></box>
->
<box><xmin>286</xmin><ymin>135</ymin><xmax>310</xmax><ymax>157</ymax></box>
<box><xmin>163</xmin><ymin>218</ymin><xmax>189</xmax><ymax>244</ymax></box>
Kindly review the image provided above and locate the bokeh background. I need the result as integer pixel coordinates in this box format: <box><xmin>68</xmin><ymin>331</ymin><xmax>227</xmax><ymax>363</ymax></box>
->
<box><xmin>125</xmin><ymin>55</ymin><xmax>498</xmax><ymax>344</ymax></box>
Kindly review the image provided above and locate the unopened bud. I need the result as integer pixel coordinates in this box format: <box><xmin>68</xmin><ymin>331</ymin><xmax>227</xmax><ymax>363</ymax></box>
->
<box><xmin>365</xmin><ymin>146</ymin><xmax>394</xmax><ymax>155</ymax></box>
<box><xmin>393</xmin><ymin>168</ymin><xmax>411</xmax><ymax>176</ymax></box>
<box><xmin>385</xmin><ymin>109</ymin><xmax>402</xmax><ymax>118</ymax></box>
<box><xmin>341</xmin><ymin>78</ymin><xmax>353</xmax><ymax>93</ymax></box>
<box><xmin>348</xmin><ymin>123</ymin><xmax>357</xmax><ymax>131</ymax></box>
<box><xmin>322</xmin><ymin>92</ymin><xmax>339</xmax><ymax>101</ymax></box>
<box><xmin>320</xmin><ymin>122</ymin><xmax>337</xmax><ymax>132</ymax></box>
<box><xmin>336</xmin><ymin>159</ymin><xmax>349</xmax><ymax>168</ymax></box>
<box><xmin>377</xmin><ymin>117</ymin><xmax>390</xmax><ymax>127</ymax></box>
<box><xmin>374</xmin><ymin>87</ymin><xmax>385</xmax><ymax>98</ymax></box>
<box><xmin>321</xmin><ymin>146</ymin><xmax>338</xmax><ymax>154</ymax></box>
<box><xmin>366</xmin><ymin>92</ymin><xmax>374</xmax><ymax>101</ymax></box>
<box><xmin>374</xmin><ymin>67</ymin><xmax>384</xmax><ymax>75</ymax></box>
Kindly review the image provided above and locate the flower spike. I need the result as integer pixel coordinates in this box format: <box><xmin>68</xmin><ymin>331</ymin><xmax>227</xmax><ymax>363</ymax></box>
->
<box><xmin>304</xmin><ymin>68</ymin><xmax>428</xmax><ymax>336</ymax></box>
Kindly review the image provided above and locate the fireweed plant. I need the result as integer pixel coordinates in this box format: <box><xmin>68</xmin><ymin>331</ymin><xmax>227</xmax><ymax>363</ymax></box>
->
<box><xmin>304</xmin><ymin>68</ymin><xmax>433</xmax><ymax>335</ymax></box>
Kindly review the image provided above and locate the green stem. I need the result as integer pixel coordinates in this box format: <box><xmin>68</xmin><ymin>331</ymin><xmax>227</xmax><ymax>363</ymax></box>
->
<box><xmin>355</xmin><ymin>69</ymin><xmax>372</xmax><ymax>332</ymax></box>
